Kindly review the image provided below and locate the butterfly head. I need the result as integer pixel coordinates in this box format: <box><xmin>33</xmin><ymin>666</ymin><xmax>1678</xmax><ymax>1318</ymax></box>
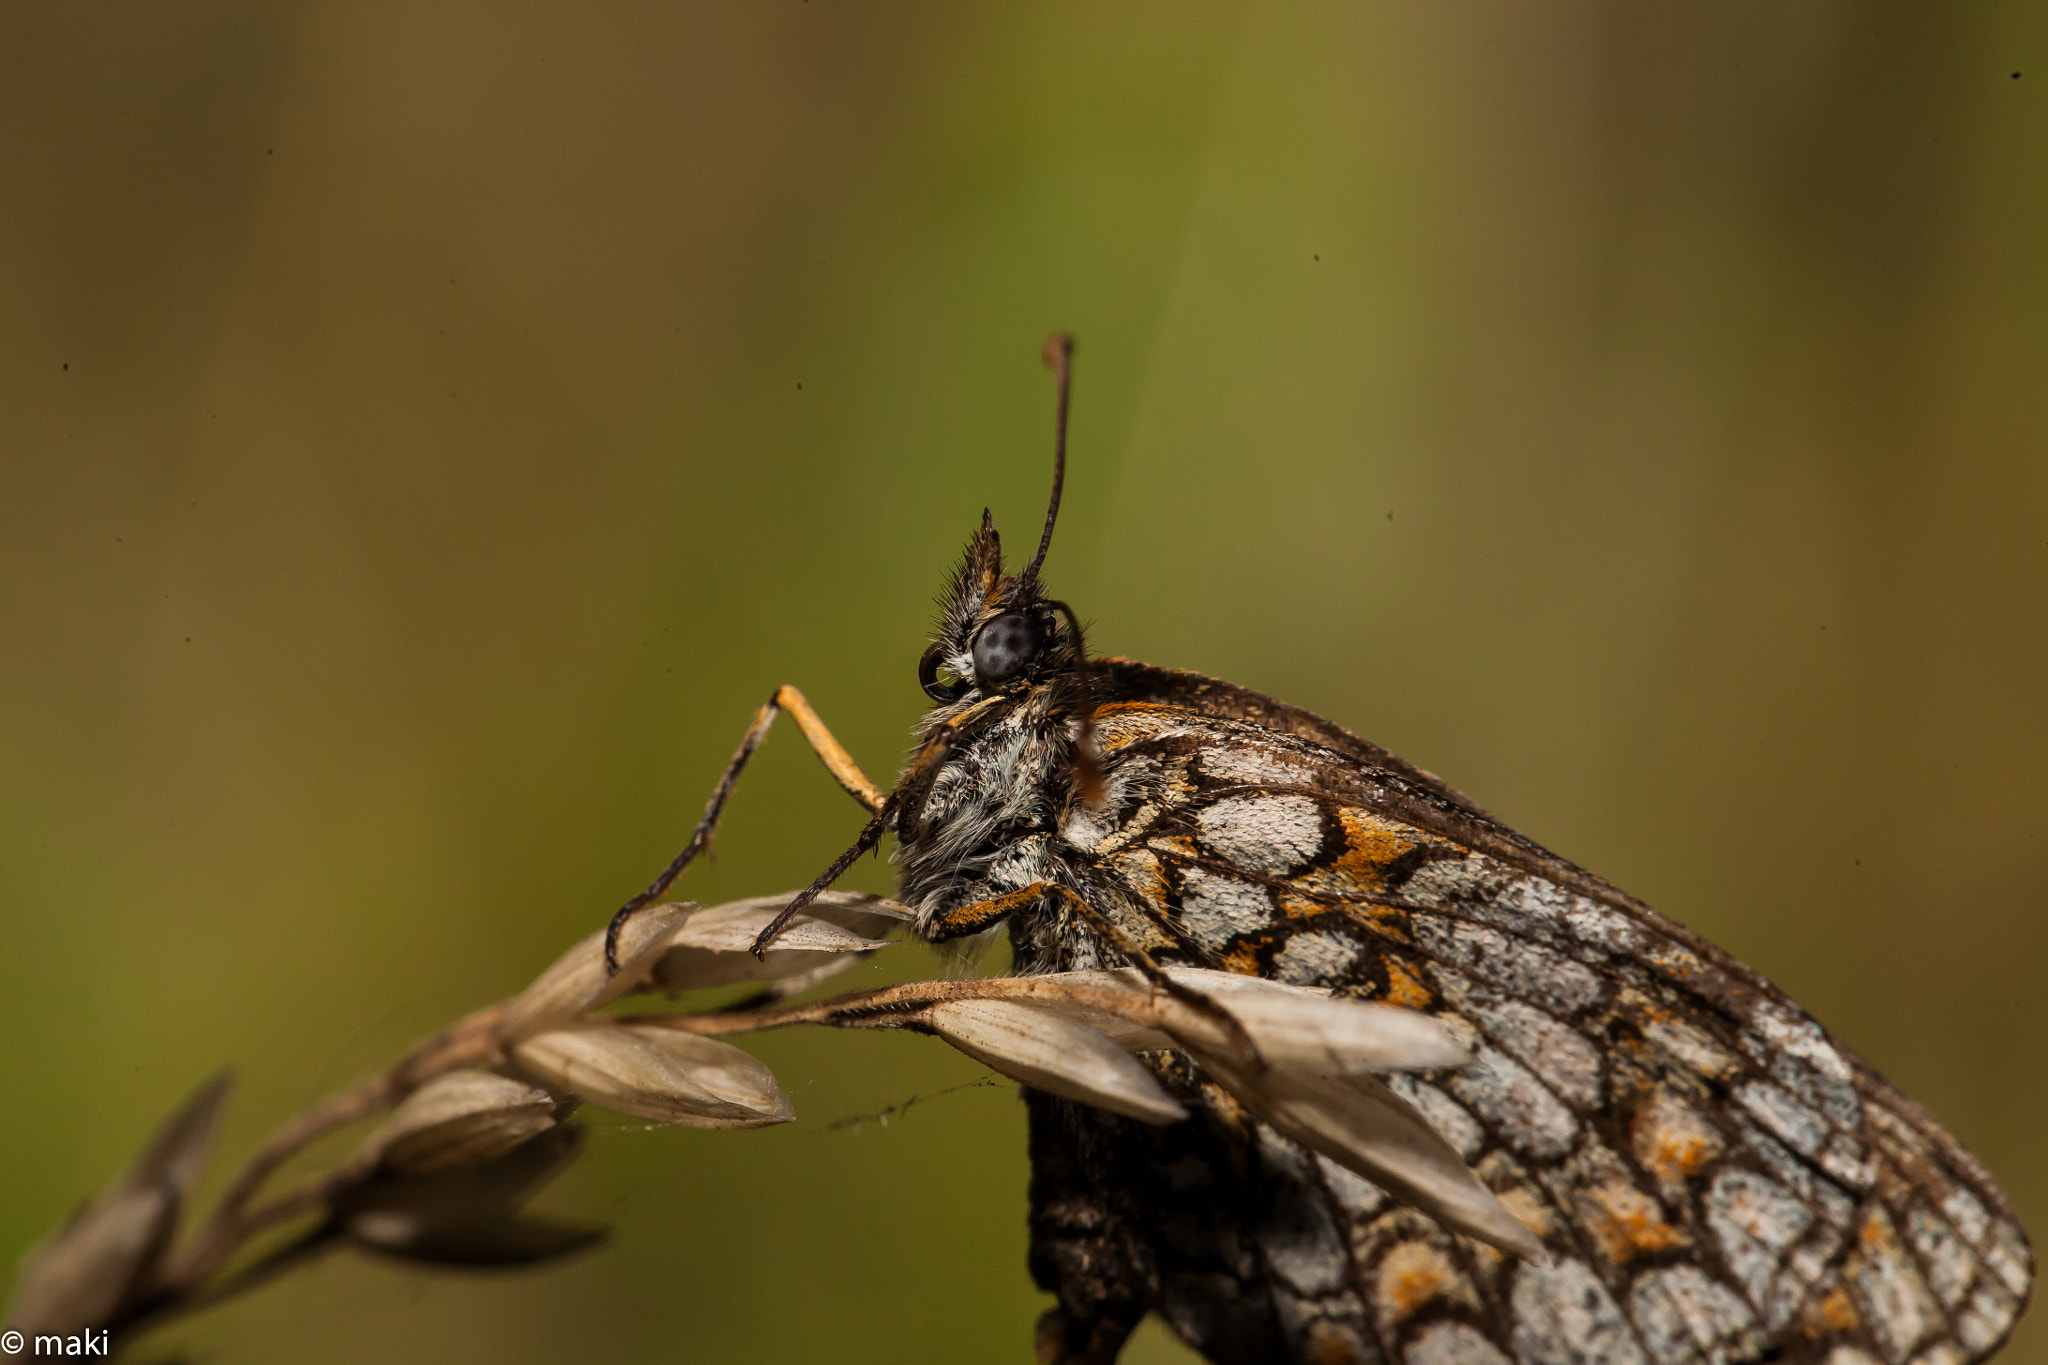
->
<box><xmin>917</xmin><ymin>333</ymin><xmax>1086</xmax><ymax>708</ymax></box>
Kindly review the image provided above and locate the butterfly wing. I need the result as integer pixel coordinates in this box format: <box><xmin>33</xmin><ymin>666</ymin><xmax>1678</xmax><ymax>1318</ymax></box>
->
<box><xmin>1028</xmin><ymin>660</ymin><xmax>2031</xmax><ymax>1365</ymax></box>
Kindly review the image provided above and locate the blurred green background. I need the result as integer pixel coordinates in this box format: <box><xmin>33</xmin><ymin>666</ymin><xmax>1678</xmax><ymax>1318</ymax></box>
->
<box><xmin>2</xmin><ymin>4</ymin><xmax>2043</xmax><ymax>1362</ymax></box>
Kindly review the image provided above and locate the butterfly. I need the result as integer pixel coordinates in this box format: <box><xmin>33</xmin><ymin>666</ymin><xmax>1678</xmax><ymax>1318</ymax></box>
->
<box><xmin>606</xmin><ymin>335</ymin><xmax>2032</xmax><ymax>1365</ymax></box>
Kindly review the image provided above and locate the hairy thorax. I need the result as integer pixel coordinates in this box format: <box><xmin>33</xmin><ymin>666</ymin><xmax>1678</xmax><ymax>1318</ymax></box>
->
<box><xmin>893</xmin><ymin>697</ymin><xmax>1086</xmax><ymax>963</ymax></box>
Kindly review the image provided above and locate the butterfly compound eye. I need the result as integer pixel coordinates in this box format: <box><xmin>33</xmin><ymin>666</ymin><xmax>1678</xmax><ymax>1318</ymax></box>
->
<box><xmin>972</xmin><ymin>612</ymin><xmax>1041</xmax><ymax>688</ymax></box>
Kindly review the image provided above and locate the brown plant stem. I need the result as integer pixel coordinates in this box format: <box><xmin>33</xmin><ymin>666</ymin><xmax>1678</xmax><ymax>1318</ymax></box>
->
<box><xmin>119</xmin><ymin>1223</ymin><xmax>342</xmax><ymax>1345</ymax></box>
<box><xmin>163</xmin><ymin>1001</ymin><xmax>510</xmax><ymax>1295</ymax></box>
<box><xmin>634</xmin><ymin>973</ymin><xmax>1201</xmax><ymax>1039</ymax></box>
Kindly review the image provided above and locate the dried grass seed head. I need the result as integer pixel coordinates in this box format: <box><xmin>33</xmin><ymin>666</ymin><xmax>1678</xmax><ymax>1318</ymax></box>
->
<box><xmin>1194</xmin><ymin>1056</ymin><xmax>1543</xmax><ymax>1260</ymax></box>
<box><xmin>510</xmin><ymin>1021</ymin><xmax>793</xmax><ymax>1128</ymax></box>
<box><xmin>1013</xmin><ymin>995</ymin><xmax>1178</xmax><ymax>1053</ymax></box>
<box><xmin>779</xmin><ymin>889</ymin><xmax>914</xmax><ymax>940</ymax></box>
<box><xmin>648</xmin><ymin>891</ymin><xmax>896</xmax><ymax>994</ymax></box>
<box><xmin>933</xmin><ymin>969</ymin><xmax>1534</xmax><ymax>1254</ymax></box>
<box><xmin>346</xmin><ymin>1212</ymin><xmax>606</xmax><ymax>1268</ymax></box>
<box><xmin>1017</xmin><ymin>968</ymin><xmax>1473</xmax><ymax>1074</ymax></box>
<box><xmin>923</xmin><ymin>998</ymin><xmax>1186</xmax><ymax>1125</ymax></box>
<box><xmin>3</xmin><ymin>1185</ymin><xmax>175</xmax><ymax>1337</ymax></box>
<box><xmin>3</xmin><ymin>1072</ymin><xmax>232</xmax><ymax>1336</ymax></box>
<box><xmin>337</xmin><ymin>1124</ymin><xmax>603</xmax><ymax>1269</ymax></box>
<box><xmin>1155</xmin><ymin>967</ymin><xmax>1473</xmax><ymax>1074</ymax></box>
<box><xmin>362</xmin><ymin>1070</ymin><xmax>558</xmax><ymax>1175</ymax></box>
<box><xmin>502</xmin><ymin>902</ymin><xmax>698</xmax><ymax>1038</ymax></box>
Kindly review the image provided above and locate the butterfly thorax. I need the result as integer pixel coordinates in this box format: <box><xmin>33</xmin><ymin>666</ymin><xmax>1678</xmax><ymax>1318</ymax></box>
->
<box><xmin>893</xmin><ymin>687</ymin><xmax>1091</xmax><ymax>955</ymax></box>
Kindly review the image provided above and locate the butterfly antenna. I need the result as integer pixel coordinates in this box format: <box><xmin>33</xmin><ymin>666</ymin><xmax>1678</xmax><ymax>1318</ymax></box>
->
<box><xmin>1021</xmin><ymin>331</ymin><xmax>1073</xmax><ymax>586</ymax></box>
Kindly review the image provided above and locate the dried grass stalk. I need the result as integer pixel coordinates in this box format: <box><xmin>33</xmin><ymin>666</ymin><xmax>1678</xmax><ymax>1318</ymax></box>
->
<box><xmin>5</xmin><ymin>889</ymin><xmax>1531</xmax><ymax>1355</ymax></box>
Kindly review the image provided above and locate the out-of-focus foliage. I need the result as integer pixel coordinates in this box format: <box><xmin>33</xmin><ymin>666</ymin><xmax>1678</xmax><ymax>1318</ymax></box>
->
<box><xmin>1</xmin><ymin>4</ymin><xmax>2041</xmax><ymax>1362</ymax></box>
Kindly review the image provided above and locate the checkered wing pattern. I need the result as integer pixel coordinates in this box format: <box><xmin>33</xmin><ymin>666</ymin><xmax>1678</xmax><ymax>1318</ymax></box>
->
<box><xmin>1025</xmin><ymin>661</ymin><xmax>2031</xmax><ymax>1365</ymax></box>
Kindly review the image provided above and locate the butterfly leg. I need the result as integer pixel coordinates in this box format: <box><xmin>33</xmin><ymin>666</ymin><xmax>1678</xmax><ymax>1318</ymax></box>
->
<box><xmin>925</xmin><ymin>879</ymin><xmax>1161</xmax><ymax>953</ymax></box>
<box><xmin>743</xmin><ymin>693</ymin><xmax>1016</xmax><ymax>956</ymax></box>
<box><xmin>923</xmin><ymin>882</ymin><xmax>1058</xmax><ymax>941</ymax></box>
<box><xmin>604</xmin><ymin>685</ymin><xmax>883</xmax><ymax>971</ymax></box>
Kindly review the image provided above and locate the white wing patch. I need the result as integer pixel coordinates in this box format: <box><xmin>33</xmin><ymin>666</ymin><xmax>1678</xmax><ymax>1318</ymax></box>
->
<box><xmin>1409</xmin><ymin>1321</ymin><xmax>1513</xmax><ymax>1365</ymax></box>
<box><xmin>1511</xmin><ymin>1258</ymin><xmax>1648</xmax><ymax>1365</ymax></box>
<box><xmin>1270</xmin><ymin>929</ymin><xmax>1361</xmax><ymax>984</ymax></box>
<box><xmin>1178</xmin><ymin>868</ymin><xmax>1275</xmax><ymax>948</ymax></box>
<box><xmin>1195</xmin><ymin>793</ymin><xmax>1324</xmax><ymax>875</ymax></box>
<box><xmin>1629</xmin><ymin>1265</ymin><xmax>1759</xmax><ymax>1365</ymax></box>
<box><xmin>1705</xmin><ymin>1170</ymin><xmax>1815</xmax><ymax>1307</ymax></box>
